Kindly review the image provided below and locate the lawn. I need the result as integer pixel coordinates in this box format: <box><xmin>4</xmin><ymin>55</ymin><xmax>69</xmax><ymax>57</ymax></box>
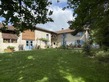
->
<box><xmin>0</xmin><ymin>49</ymin><xmax>109</xmax><ymax>82</ymax></box>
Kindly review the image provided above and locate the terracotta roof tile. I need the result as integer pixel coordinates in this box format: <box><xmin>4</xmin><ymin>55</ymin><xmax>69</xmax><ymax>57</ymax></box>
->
<box><xmin>7</xmin><ymin>26</ymin><xmax>16</xmax><ymax>31</ymax></box>
<box><xmin>0</xmin><ymin>23</ymin><xmax>15</xmax><ymax>31</ymax></box>
<box><xmin>0</xmin><ymin>23</ymin><xmax>56</xmax><ymax>33</ymax></box>
<box><xmin>0</xmin><ymin>23</ymin><xmax>3</xmax><ymax>27</ymax></box>
<box><xmin>2</xmin><ymin>33</ymin><xmax>18</xmax><ymax>39</ymax></box>
<box><xmin>56</xmin><ymin>28</ymin><xmax>74</xmax><ymax>34</ymax></box>
<box><xmin>35</xmin><ymin>27</ymin><xmax>57</xmax><ymax>34</ymax></box>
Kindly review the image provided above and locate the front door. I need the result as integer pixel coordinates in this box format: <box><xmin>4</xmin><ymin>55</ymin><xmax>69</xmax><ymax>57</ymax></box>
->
<box><xmin>26</xmin><ymin>40</ymin><xmax>33</xmax><ymax>50</ymax></box>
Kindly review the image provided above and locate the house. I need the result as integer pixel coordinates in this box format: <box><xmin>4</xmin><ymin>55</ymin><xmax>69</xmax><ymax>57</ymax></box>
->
<box><xmin>0</xmin><ymin>24</ymin><xmax>20</xmax><ymax>52</ymax></box>
<box><xmin>0</xmin><ymin>23</ymin><xmax>86</xmax><ymax>53</ymax></box>
<box><xmin>21</xmin><ymin>27</ymin><xmax>56</xmax><ymax>50</ymax></box>
<box><xmin>52</xmin><ymin>28</ymin><xmax>84</xmax><ymax>48</ymax></box>
<box><xmin>0</xmin><ymin>23</ymin><xmax>56</xmax><ymax>52</ymax></box>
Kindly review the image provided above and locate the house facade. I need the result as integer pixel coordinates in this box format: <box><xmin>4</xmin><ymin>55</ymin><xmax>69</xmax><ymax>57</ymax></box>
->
<box><xmin>52</xmin><ymin>28</ymin><xmax>84</xmax><ymax>48</ymax></box>
<box><xmin>21</xmin><ymin>28</ymin><xmax>54</xmax><ymax>50</ymax></box>
<box><xmin>0</xmin><ymin>24</ymin><xmax>56</xmax><ymax>52</ymax></box>
<box><xmin>0</xmin><ymin>24</ymin><xmax>19</xmax><ymax>52</ymax></box>
<box><xmin>0</xmin><ymin>23</ymin><xmax>85</xmax><ymax>53</ymax></box>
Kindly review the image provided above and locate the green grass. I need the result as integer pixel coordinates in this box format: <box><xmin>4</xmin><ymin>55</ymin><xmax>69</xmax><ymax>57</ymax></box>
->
<box><xmin>0</xmin><ymin>49</ymin><xmax>109</xmax><ymax>82</ymax></box>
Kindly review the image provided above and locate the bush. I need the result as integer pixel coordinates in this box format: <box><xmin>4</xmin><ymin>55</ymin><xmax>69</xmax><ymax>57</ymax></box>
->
<box><xmin>39</xmin><ymin>38</ymin><xmax>48</xmax><ymax>42</ymax></box>
<box><xmin>95</xmin><ymin>51</ymin><xmax>109</xmax><ymax>62</ymax></box>
<box><xmin>58</xmin><ymin>45</ymin><xmax>67</xmax><ymax>49</ymax></box>
<box><xmin>4</xmin><ymin>46</ymin><xmax>15</xmax><ymax>52</ymax></box>
<box><xmin>7</xmin><ymin>46</ymin><xmax>15</xmax><ymax>50</ymax></box>
<box><xmin>82</xmin><ymin>42</ymin><xmax>92</xmax><ymax>56</ymax></box>
<box><xmin>34</xmin><ymin>45</ymin><xmax>40</xmax><ymax>49</ymax></box>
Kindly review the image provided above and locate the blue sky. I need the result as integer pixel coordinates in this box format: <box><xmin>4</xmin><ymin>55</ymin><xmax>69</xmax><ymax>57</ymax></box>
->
<box><xmin>0</xmin><ymin>0</ymin><xmax>74</xmax><ymax>31</ymax></box>
<box><xmin>0</xmin><ymin>17</ymin><xmax>5</xmax><ymax>22</ymax></box>
<box><xmin>37</xmin><ymin>0</ymin><xmax>74</xmax><ymax>31</ymax></box>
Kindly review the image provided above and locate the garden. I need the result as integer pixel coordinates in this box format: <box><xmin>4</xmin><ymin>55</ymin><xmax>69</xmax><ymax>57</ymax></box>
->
<box><xmin>0</xmin><ymin>49</ymin><xmax>109</xmax><ymax>82</ymax></box>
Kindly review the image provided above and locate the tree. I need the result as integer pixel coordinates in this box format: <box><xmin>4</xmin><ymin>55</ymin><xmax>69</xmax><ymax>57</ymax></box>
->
<box><xmin>67</xmin><ymin>0</ymin><xmax>109</xmax><ymax>48</ymax></box>
<box><xmin>0</xmin><ymin>0</ymin><xmax>53</xmax><ymax>31</ymax></box>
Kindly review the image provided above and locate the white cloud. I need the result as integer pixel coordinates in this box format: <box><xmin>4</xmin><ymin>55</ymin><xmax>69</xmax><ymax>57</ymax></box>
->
<box><xmin>37</xmin><ymin>5</ymin><xmax>74</xmax><ymax>31</ymax></box>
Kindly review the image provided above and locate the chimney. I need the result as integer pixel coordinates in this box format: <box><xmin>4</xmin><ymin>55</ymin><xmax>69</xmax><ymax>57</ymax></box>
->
<box><xmin>62</xmin><ymin>28</ymin><xmax>64</xmax><ymax>30</ymax></box>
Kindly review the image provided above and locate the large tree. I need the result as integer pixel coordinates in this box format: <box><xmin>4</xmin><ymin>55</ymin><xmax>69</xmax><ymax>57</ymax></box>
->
<box><xmin>0</xmin><ymin>0</ymin><xmax>53</xmax><ymax>31</ymax></box>
<box><xmin>67</xmin><ymin>0</ymin><xmax>109</xmax><ymax>47</ymax></box>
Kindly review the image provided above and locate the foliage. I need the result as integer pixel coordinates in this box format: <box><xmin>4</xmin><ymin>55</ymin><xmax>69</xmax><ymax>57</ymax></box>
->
<box><xmin>95</xmin><ymin>50</ymin><xmax>109</xmax><ymax>63</ymax></box>
<box><xmin>58</xmin><ymin>45</ymin><xmax>67</xmax><ymax>49</ymax></box>
<box><xmin>102</xmin><ymin>45</ymin><xmax>109</xmax><ymax>51</ymax></box>
<box><xmin>0</xmin><ymin>49</ymin><xmax>109</xmax><ymax>82</ymax></box>
<box><xmin>67</xmin><ymin>0</ymin><xmax>109</xmax><ymax>48</ymax></box>
<box><xmin>33</xmin><ymin>44</ymin><xmax>41</xmax><ymax>50</ymax></box>
<box><xmin>82</xmin><ymin>42</ymin><xmax>92</xmax><ymax>56</ymax></box>
<box><xmin>0</xmin><ymin>0</ymin><xmax>53</xmax><ymax>31</ymax></box>
<box><xmin>66</xmin><ymin>43</ymin><xmax>74</xmax><ymax>49</ymax></box>
<box><xmin>39</xmin><ymin>38</ymin><xmax>49</xmax><ymax>42</ymax></box>
<box><xmin>5</xmin><ymin>46</ymin><xmax>15</xmax><ymax>52</ymax></box>
<box><xmin>7</xmin><ymin>46</ymin><xmax>15</xmax><ymax>50</ymax></box>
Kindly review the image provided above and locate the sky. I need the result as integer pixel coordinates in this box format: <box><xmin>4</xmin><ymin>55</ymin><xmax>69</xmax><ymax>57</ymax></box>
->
<box><xmin>37</xmin><ymin>0</ymin><xmax>74</xmax><ymax>31</ymax></box>
<box><xmin>0</xmin><ymin>0</ymin><xmax>74</xmax><ymax>31</ymax></box>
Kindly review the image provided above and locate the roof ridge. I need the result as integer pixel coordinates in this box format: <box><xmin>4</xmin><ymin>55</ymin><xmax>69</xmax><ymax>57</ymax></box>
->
<box><xmin>0</xmin><ymin>23</ymin><xmax>57</xmax><ymax>34</ymax></box>
<box><xmin>56</xmin><ymin>28</ymin><xmax>74</xmax><ymax>34</ymax></box>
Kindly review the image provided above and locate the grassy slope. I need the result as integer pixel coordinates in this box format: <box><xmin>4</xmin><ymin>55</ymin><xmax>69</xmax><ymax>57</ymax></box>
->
<box><xmin>0</xmin><ymin>49</ymin><xmax>109</xmax><ymax>82</ymax></box>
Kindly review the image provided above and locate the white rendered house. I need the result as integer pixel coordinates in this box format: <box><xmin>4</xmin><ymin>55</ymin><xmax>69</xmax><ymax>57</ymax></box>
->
<box><xmin>0</xmin><ymin>23</ymin><xmax>86</xmax><ymax>53</ymax></box>
<box><xmin>52</xmin><ymin>28</ymin><xmax>85</xmax><ymax>48</ymax></box>
<box><xmin>0</xmin><ymin>23</ymin><xmax>56</xmax><ymax>52</ymax></box>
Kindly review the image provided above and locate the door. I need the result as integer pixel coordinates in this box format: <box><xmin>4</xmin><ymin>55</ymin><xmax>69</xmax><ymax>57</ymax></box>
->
<box><xmin>25</xmin><ymin>40</ymin><xmax>33</xmax><ymax>50</ymax></box>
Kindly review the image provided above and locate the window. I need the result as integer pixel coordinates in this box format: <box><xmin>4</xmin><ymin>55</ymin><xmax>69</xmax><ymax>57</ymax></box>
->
<box><xmin>26</xmin><ymin>41</ymin><xmax>33</xmax><ymax>46</ymax></box>
<box><xmin>30</xmin><ymin>41</ymin><xmax>33</xmax><ymax>46</ymax></box>
<box><xmin>76</xmin><ymin>32</ymin><xmax>83</xmax><ymax>36</ymax></box>
<box><xmin>61</xmin><ymin>33</ymin><xmax>66</xmax><ymax>38</ymax></box>
<box><xmin>77</xmin><ymin>40</ymin><xmax>80</xmax><ymax>43</ymax></box>
<box><xmin>3</xmin><ymin>39</ymin><xmax>17</xmax><ymax>43</ymax></box>
<box><xmin>3</xmin><ymin>39</ymin><xmax>10</xmax><ymax>43</ymax></box>
<box><xmin>76</xmin><ymin>40</ymin><xmax>81</xmax><ymax>48</ymax></box>
<box><xmin>46</xmin><ymin>34</ymin><xmax>49</xmax><ymax>40</ymax></box>
<box><xmin>11</xmin><ymin>39</ymin><xmax>17</xmax><ymax>43</ymax></box>
<box><xmin>26</xmin><ymin>41</ymin><xmax>29</xmax><ymax>46</ymax></box>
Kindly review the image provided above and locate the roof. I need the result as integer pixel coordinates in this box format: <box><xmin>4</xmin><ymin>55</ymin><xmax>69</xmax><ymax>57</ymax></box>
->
<box><xmin>2</xmin><ymin>33</ymin><xmax>18</xmax><ymax>39</ymax></box>
<box><xmin>56</xmin><ymin>28</ymin><xmax>74</xmax><ymax>34</ymax></box>
<box><xmin>0</xmin><ymin>23</ymin><xmax>56</xmax><ymax>34</ymax></box>
<box><xmin>7</xmin><ymin>26</ymin><xmax>16</xmax><ymax>31</ymax></box>
<box><xmin>35</xmin><ymin>27</ymin><xmax>57</xmax><ymax>34</ymax></box>
<box><xmin>0</xmin><ymin>23</ymin><xmax>15</xmax><ymax>31</ymax></box>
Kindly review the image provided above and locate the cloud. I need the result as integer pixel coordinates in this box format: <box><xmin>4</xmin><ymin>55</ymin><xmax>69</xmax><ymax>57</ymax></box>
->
<box><xmin>37</xmin><ymin>5</ymin><xmax>74</xmax><ymax>31</ymax></box>
<box><xmin>0</xmin><ymin>0</ymin><xmax>74</xmax><ymax>32</ymax></box>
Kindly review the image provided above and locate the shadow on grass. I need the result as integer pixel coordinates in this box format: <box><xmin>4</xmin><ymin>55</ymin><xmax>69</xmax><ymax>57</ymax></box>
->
<box><xmin>0</xmin><ymin>49</ymin><xmax>109</xmax><ymax>82</ymax></box>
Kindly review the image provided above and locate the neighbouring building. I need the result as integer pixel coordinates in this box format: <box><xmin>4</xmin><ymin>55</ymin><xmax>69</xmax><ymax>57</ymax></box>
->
<box><xmin>52</xmin><ymin>28</ymin><xmax>84</xmax><ymax>48</ymax></box>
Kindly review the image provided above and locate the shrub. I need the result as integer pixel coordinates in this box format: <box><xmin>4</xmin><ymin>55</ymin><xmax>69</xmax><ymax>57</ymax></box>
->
<box><xmin>58</xmin><ymin>45</ymin><xmax>67</xmax><ymax>49</ymax></box>
<box><xmin>82</xmin><ymin>42</ymin><xmax>92</xmax><ymax>56</ymax></box>
<box><xmin>7</xmin><ymin>46</ymin><xmax>15</xmax><ymax>50</ymax></box>
<box><xmin>45</xmin><ymin>45</ymin><xmax>51</xmax><ymax>48</ymax></box>
<box><xmin>95</xmin><ymin>51</ymin><xmax>109</xmax><ymax>62</ymax></box>
<box><xmin>4</xmin><ymin>46</ymin><xmax>15</xmax><ymax>52</ymax></box>
<box><xmin>37</xmin><ymin>45</ymin><xmax>40</xmax><ymax>49</ymax></box>
<box><xmin>39</xmin><ymin>38</ymin><xmax>48</xmax><ymax>42</ymax></box>
<box><xmin>67</xmin><ymin>43</ymin><xmax>74</xmax><ymax>49</ymax></box>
